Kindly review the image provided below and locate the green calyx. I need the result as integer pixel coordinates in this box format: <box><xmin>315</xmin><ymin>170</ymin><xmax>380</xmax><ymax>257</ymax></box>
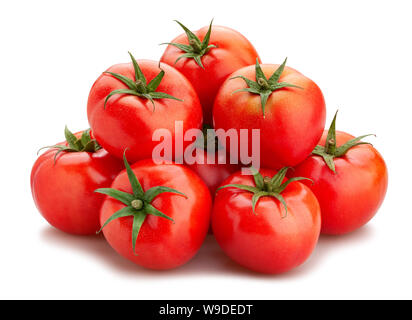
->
<box><xmin>104</xmin><ymin>52</ymin><xmax>183</xmax><ymax>110</ymax></box>
<box><xmin>194</xmin><ymin>124</ymin><xmax>223</xmax><ymax>151</ymax></box>
<box><xmin>38</xmin><ymin>126</ymin><xmax>101</xmax><ymax>163</ymax></box>
<box><xmin>217</xmin><ymin>167</ymin><xmax>311</xmax><ymax>217</ymax></box>
<box><xmin>161</xmin><ymin>19</ymin><xmax>217</xmax><ymax>69</ymax></box>
<box><xmin>95</xmin><ymin>151</ymin><xmax>187</xmax><ymax>254</ymax></box>
<box><xmin>312</xmin><ymin>110</ymin><xmax>375</xmax><ymax>173</ymax></box>
<box><xmin>231</xmin><ymin>58</ymin><xmax>302</xmax><ymax>117</ymax></box>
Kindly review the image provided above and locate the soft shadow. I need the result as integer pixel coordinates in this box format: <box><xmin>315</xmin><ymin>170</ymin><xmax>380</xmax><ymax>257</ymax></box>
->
<box><xmin>40</xmin><ymin>227</ymin><xmax>142</xmax><ymax>274</ymax></box>
<box><xmin>173</xmin><ymin>235</ymin><xmax>257</xmax><ymax>277</ymax></box>
<box><xmin>277</xmin><ymin>225</ymin><xmax>376</xmax><ymax>279</ymax></box>
<box><xmin>40</xmin><ymin>225</ymin><xmax>375</xmax><ymax>278</ymax></box>
<box><xmin>40</xmin><ymin>227</ymin><xmax>248</xmax><ymax>277</ymax></box>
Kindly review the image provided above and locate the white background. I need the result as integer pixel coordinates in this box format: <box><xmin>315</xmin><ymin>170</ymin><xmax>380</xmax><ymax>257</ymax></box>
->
<box><xmin>1</xmin><ymin>0</ymin><xmax>411</xmax><ymax>299</ymax></box>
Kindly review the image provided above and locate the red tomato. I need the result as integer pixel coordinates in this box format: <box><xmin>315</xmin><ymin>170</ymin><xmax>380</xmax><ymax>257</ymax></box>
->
<box><xmin>212</xmin><ymin>168</ymin><xmax>321</xmax><ymax>274</ymax></box>
<box><xmin>185</xmin><ymin>145</ymin><xmax>240</xmax><ymax>235</ymax></box>
<box><xmin>99</xmin><ymin>158</ymin><xmax>211</xmax><ymax>270</ymax></box>
<box><xmin>185</xmin><ymin>147</ymin><xmax>240</xmax><ymax>196</ymax></box>
<box><xmin>87</xmin><ymin>53</ymin><xmax>202</xmax><ymax>163</ymax></box>
<box><xmin>160</xmin><ymin>21</ymin><xmax>260</xmax><ymax>124</ymax></box>
<box><xmin>291</xmin><ymin>116</ymin><xmax>388</xmax><ymax>235</ymax></box>
<box><xmin>213</xmin><ymin>60</ymin><xmax>326</xmax><ymax>169</ymax></box>
<box><xmin>31</xmin><ymin>129</ymin><xmax>123</xmax><ymax>235</ymax></box>
<box><xmin>184</xmin><ymin>125</ymin><xmax>240</xmax><ymax>196</ymax></box>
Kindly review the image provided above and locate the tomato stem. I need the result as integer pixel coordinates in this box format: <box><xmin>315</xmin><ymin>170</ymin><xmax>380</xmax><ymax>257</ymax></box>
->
<box><xmin>217</xmin><ymin>167</ymin><xmax>311</xmax><ymax>217</ymax></box>
<box><xmin>263</xmin><ymin>176</ymin><xmax>273</xmax><ymax>192</ymax></box>
<box><xmin>161</xmin><ymin>19</ymin><xmax>215</xmax><ymax>69</ymax></box>
<box><xmin>131</xmin><ymin>199</ymin><xmax>143</xmax><ymax>210</ymax></box>
<box><xmin>135</xmin><ymin>80</ymin><xmax>147</xmax><ymax>94</ymax></box>
<box><xmin>189</xmin><ymin>39</ymin><xmax>202</xmax><ymax>53</ymax></box>
<box><xmin>311</xmin><ymin>110</ymin><xmax>375</xmax><ymax>173</ymax></box>
<box><xmin>95</xmin><ymin>151</ymin><xmax>187</xmax><ymax>254</ymax></box>
<box><xmin>230</xmin><ymin>58</ymin><xmax>302</xmax><ymax>117</ymax></box>
<box><xmin>257</xmin><ymin>78</ymin><xmax>270</xmax><ymax>90</ymax></box>
<box><xmin>37</xmin><ymin>126</ymin><xmax>101</xmax><ymax>164</ymax></box>
<box><xmin>103</xmin><ymin>52</ymin><xmax>183</xmax><ymax>109</ymax></box>
<box><xmin>325</xmin><ymin>138</ymin><xmax>336</xmax><ymax>154</ymax></box>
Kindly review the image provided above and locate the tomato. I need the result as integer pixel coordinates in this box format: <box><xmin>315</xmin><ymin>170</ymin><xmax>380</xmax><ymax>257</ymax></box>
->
<box><xmin>185</xmin><ymin>147</ymin><xmax>239</xmax><ymax>196</ymax></box>
<box><xmin>213</xmin><ymin>59</ymin><xmax>326</xmax><ymax>169</ymax></box>
<box><xmin>212</xmin><ymin>167</ymin><xmax>321</xmax><ymax>274</ymax></box>
<box><xmin>98</xmin><ymin>154</ymin><xmax>211</xmax><ymax>270</ymax></box>
<box><xmin>160</xmin><ymin>20</ymin><xmax>260</xmax><ymax>124</ymax></box>
<box><xmin>291</xmin><ymin>112</ymin><xmax>388</xmax><ymax>235</ymax></box>
<box><xmin>184</xmin><ymin>126</ymin><xmax>240</xmax><ymax>196</ymax></box>
<box><xmin>31</xmin><ymin>127</ymin><xmax>123</xmax><ymax>235</ymax></box>
<box><xmin>87</xmin><ymin>52</ymin><xmax>202</xmax><ymax>163</ymax></box>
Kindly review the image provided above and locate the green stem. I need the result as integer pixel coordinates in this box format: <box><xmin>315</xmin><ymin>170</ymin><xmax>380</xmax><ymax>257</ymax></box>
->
<box><xmin>311</xmin><ymin>111</ymin><xmax>375</xmax><ymax>173</ymax></box>
<box><xmin>189</xmin><ymin>39</ymin><xmax>202</xmax><ymax>53</ymax></box>
<box><xmin>217</xmin><ymin>167</ymin><xmax>310</xmax><ymax>217</ymax></box>
<box><xmin>263</xmin><ymin>177</ymin><xmax>273</xmax><ymax>192</ymax></box>
<box><xmin>325</xmin><ymin>138</ymin><xmax>336</xmax><ymax>154</ymax></box>
<box><xmin>230</xmin><ymin>58</ymin><xmax>302</xmax><ymax>117</ymax></box>
<box><xmin>258</xmin><ymin>78</ymin><xmax>270</xmax><ymax>90</ymax></box>
<box><xmin>131</xmin><ymin>199</ymin><xmax>143</xmax><ymax>210</ymax></box>
<box><xmin>135</xmin><ymin>80</ymin><xmax>147</xmax><ymax>94</ymax></box>
<box><xmin>95</xmin><ymin>151</ymin><xmax>187</xmax><ymax>255</ymax></box>
<box><xmin>161</xmin><ymin>20</ymin><xmax>215</xmax><ymax>69</ymax></box>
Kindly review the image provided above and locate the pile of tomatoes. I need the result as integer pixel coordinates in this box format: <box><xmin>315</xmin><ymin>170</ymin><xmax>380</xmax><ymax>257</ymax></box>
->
<box><xmin>31</xmin><ymin>20</ymin><xmax>388</xmax><ymax>274</ymax></box>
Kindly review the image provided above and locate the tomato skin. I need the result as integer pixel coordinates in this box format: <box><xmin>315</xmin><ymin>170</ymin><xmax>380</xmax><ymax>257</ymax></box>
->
<box><xmin>185</xmin><ymin>148</ymin><xmax>240</xmax><ymax>196</ymax></box>
<box><xmin>213</xmin><ymin>64</ymin><xmax>326</xmax><ymax>169</ymax></box>
<box><xmin>161</xmin><ymin>25</ymin><xmax>260</xmax><ymax>125</ymax></box>
<box><xmin>291</xmin><ymin>131</ymin><xmax>388</xmax><ymax>235</ymax></box>
<box><xmin>100</xmin><ymin>160</ymin><xmax>211</xmax><ymax>270</ymax></box>
<box><xmin>31</xmin><ymin>136</ymin><xmax>123</xmax><ymax>235</ymax></box>
<box><xmin>87</xmin><ymin>60</ymin><xmax>202</xmax><ymax>163</ymax></box>
<box><xmin>212</xmin><ymin>169</ymin><xmax>321</xmax><ymax>274</ymax></box>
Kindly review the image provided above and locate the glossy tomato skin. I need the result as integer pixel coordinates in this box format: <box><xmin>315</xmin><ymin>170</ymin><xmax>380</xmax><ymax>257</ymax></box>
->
<box><xmin>31</xmin><ymin>136</ymin><xmax>123</xmax><ymax>235</ymax></box>
<box><xmin>212</xmin><ymin>169</ymin><xmax>321</xmax><ymax>274</ymax></box>
<box><xmin>185</xmin><ymin>148</ymin><xmax>240</xmax><ymax>196</ymax></box>
<box><xmin>213</xmin><ymin>64</ymin><xmax>326</xmax><ymax>169</ymax></box>
<box><xmin>161</xmin><ymin>25</ymin><xmax>260</xmax><ymax>124</ymax></box>
<box><xmin>87</xmin><ymin>60</ymin><xmax>202</xmax><ymax>163</ymax></box>
<box><xmin>100</xmin><ymin>160</ymin><xmax>211</xmax><ymax>270</ymax></box>
<box><xmin>291</xmin><ymin>131</ymin><xmax>388</xmax><ymax>235</ymax></box>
